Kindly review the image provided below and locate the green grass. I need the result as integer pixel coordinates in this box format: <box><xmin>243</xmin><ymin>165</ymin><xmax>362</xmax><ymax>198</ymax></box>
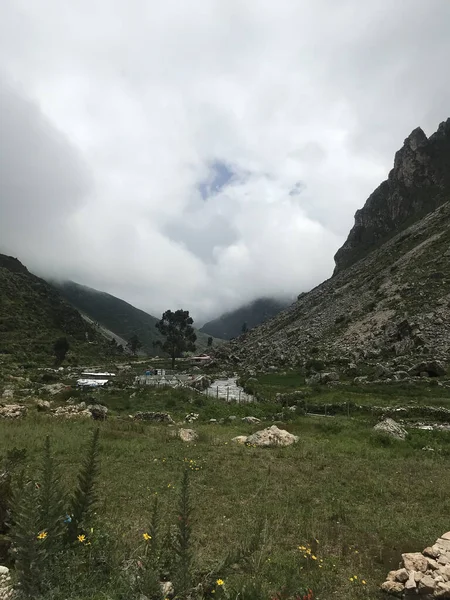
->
<box><xmin>1</xmin><ymin>412</ymin><xmax>449</xmax><ymax>599</ymax></box>
<box><xmin>247</xmin><ymin>372</ymin><xmax>450</xmax><ymax>410</ymax></box>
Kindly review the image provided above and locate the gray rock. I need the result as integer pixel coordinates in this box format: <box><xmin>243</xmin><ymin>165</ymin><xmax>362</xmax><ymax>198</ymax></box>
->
<box><xmin>160</xmin><ymin>581</ymin><xmax>174</xmax><ymax>598</ymax></box>
<box><xmin>374</xmin><ymin>418</ymin><xmax>407</xmax><ymax>440</ymax></box>
<box><xmin>241</xmin><ymin>416</ymin><xmax>261</xmax><ymax>424</ymax></box>
<box><xmin>35</xmin><ymin>399</ymin><xmax>51</xmax><ymax>411</ymax></box>
<box><xmin>41</xmin><ymin>383</ymin><xmax>69</xmax><ymax>396</ymax></box>
<box><xmin>133</xmin><ymin>412</ymin><xmax>175</xmax><ymax>424</ymax></box>
<box><xmin>88</xmin><ymin>404</ymin><xmax>108</xmax><ymax>421</ymax></box>
<box><xmin>0</xmin><ymin>404</ymin><xmax>27</xmax><ymax>419</ymax></box>
<box><xmin>408</xmin><ymin>360</ymin><xmax>446</xmax><ymax>377</ymax></box>
<box><xmin>178</xmin><ymin>429</ymin><xmax>198</xmax><ymax>442</ymax></box>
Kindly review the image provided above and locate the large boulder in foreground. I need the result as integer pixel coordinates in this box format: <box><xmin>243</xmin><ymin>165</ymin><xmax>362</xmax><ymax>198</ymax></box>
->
<box><xmin>245</xmin><ymin>425</ymin><xmax>299</xmax><ymax>447</ymax></box>
<box><xmin>374</xmin><ymin>418</ymin><xmax>407</xmax><ymax>441</ymax></box>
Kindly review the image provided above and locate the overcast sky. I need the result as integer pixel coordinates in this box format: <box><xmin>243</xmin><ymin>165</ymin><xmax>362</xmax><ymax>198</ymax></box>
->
<box><xmin>1</xmin><ymin>0</ymin><xmax>449</xmax><ymax>324</ymax></box>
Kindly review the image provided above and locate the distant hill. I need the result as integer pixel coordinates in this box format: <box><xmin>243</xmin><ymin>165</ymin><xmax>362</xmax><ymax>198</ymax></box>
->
<box><xmin>199</xmin><ymin>297</ymin><xmax>292</xmax><ymax>340</ymax></box>
<box><xmin>0</xmin><ymin>254</ymin><xmax>115</xmax><ymax>365</ymax></box>
<box><xmin>51</xmin><ymin>280</ymin><xmax>221</xmax><ymax>355</ymax></box>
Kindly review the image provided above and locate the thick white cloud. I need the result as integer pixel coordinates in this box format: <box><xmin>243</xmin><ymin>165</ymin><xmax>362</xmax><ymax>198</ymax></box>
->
<box><xmin>0</xmin><ymin>0</ymin><xmax>449</xmax><ymax>324</ymax></box>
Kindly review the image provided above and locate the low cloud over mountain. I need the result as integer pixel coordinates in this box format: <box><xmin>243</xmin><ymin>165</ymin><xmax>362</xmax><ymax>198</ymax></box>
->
<box><xmin>1</xmin><ymin>0</ymin><xmax>449</xmax><ymax>323</ymax></box>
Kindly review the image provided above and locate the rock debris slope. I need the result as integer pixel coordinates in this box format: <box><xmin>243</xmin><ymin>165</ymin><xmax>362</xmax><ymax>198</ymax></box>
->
<box><xmin>215</xmin><ymin>119</ymin><xmax>450</xmax><ymax>372</ymax></box>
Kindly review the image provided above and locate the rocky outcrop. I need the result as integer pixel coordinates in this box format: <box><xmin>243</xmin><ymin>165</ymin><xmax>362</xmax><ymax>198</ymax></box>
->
<box><xmin>335</xmin><ymin>119</ymin><xmax>450</xmax><ymax>274</ymax></box>
<box><xmin>214</xmin><ymin>198</ymin><xmax>450</xmax><ymax>371</ymax></box>
<box><xmin>381</xmin><ymin>532</ymin><xmax>450</xmax><ymax>598</ymax></box>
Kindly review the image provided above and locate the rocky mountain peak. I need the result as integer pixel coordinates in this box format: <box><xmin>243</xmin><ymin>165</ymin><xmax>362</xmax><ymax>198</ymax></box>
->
<box><xmin>334</xmin><ymin>118</ymin><xmax>450</xmax><ymax>274</ymax></box>
<box><xmin>0</xmin><ymin>254</ymin><xmax>29</xmax><ymax>275</ymax></box>
<box><xmin>402</xmin><ymin>126</ymin><xmax>427</xmax><ymax>151</ymax></box>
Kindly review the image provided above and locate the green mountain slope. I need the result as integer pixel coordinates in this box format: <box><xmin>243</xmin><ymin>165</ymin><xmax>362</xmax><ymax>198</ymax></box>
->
<box><xmin>0</xmin><ymin>254</ymin><xmax>115</xmax><ymax>365</ymax></box>
<box><xmin>51</xmin><ymin>280</ymin><xmax>220</xmax><ymax>355</ymax></box>
<box><xmin>200</xmin><ymin>297</ymin><xmax>292</xmax><ymax>340</ymax></box>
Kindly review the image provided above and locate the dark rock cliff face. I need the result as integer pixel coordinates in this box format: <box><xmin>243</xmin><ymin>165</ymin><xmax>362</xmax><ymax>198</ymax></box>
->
<box><xmin>334</xmin><ymin>118</ymin><xmax>450</xmax><ymax>274</ymax></box>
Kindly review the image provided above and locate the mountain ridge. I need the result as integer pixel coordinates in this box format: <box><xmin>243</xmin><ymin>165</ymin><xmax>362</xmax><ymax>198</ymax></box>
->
<box><xmin>51</xmin><ymin>279</ymin><xmax>221</xmax><ymax>354</ymax></box>
<box><xmin>215</xmin><ymin>119</ymin><xmax>450</xmax><ymax>373</ymax></box>
<box><xmin>0</xmin><ymin>254</ymin><xmax>115</xmax><ymax>364</ymax></box>
<box><xmin>200</xmin><ymin>297</ymin><xmax>292</xmax><ymax>340</ymax></box>
<box><xmin>334</xmin><ymin>118</ymin><xmax>450</xmax><ymax>273</ymax></box>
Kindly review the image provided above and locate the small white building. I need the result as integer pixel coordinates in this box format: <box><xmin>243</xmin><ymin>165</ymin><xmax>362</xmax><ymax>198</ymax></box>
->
<box><xmin>77</xmin><ymin>371</ymin><xmax>116</xmax><ymax>388</ymax></box>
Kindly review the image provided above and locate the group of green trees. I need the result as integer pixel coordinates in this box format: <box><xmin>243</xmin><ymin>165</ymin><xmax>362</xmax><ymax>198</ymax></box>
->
<box><xmin>125</xmin><ymin>309</ymin><xmax>199</xmax><ymax>368</ymax></box>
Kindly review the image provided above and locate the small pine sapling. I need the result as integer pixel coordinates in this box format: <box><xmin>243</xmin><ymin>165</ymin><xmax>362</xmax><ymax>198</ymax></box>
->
<box><xmin>67</xmin><ymin>429</ymin><xmax>100</xmax><ymax>542</ymax></box>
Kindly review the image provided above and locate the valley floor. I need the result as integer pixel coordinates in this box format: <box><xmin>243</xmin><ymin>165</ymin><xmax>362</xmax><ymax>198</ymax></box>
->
<box><xmin>1</xmin><ymin>404</ymin><xmax>449</xmax><ymax>599</ymax></box>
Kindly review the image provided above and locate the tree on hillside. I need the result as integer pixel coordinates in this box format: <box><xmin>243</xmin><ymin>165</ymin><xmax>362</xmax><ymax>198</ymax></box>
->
<box><xmin>207</xmin><ymin>336</ymin><xmax>213</xmax><ymax>348</ymax></box>
<box><xmin>154</xmin><ymin>309</ymin><xmax>197</xmax><ymax>369</ymax></box>
<box><xmin>241</xmin><ymin>322</ymin><xmax>248</xmax><ymax>335</ymax></box>
<box><xmin>127</xmin><ymin>334</ymin><xmax>142</xmax><ymax>356</ymax></box>
<box><xmin>53</xmin><ymin>337</ymin><xmax>70</xmax><ymax>366</ymax></box>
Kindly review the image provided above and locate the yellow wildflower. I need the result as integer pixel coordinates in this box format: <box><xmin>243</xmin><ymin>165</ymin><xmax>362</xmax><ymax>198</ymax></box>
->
<box><xmin>142</xmin><ymin>532</ymin><xmax>151</xmax><ymax>541</ymax></box>
<box><xmin>37</xmin><ymin>531</ymin><xmax>47</xmax><ymax>540</ymax></box>
<box><xmin>77</xmin><ymin>534</ymin><xmax>86</xmax><ymax>543</ymax></box>
<box><xmin>216</xmin><ymin>579</ymin><xmax>224</xmax><ymax>586</ymax></box>
<box><xmin>362</xmin><ymin>580</ymin><xmax>367</xmax><ymax>585</ymax></box>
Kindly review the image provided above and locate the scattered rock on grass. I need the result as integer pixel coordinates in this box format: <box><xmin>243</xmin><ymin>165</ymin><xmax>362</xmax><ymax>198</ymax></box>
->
<box><xmin>241</xmin><ymin>416</ymin><xmax>260</xmax><ymax>424</ymax></box>
<box><xmin>35</xmin><ymin>399</ymin><xmax>51</xmax><ymax>411</ymax></box>
<box><xmin>231</xmin><ymin>436</ymin><xmax>248</xmax><ymax>444</ymax></box>
<box><xmin>178</xmin><ymin>428</ymin><xmax>198</xmax><ymax>442</ymax></box>
<box><xmin>132</xmin><ymin>412</ymin><xmax>175</xmax><ymax>424</ymax></box>
<box><xmin>41</xmin><ymin>383</ymin><xmax>69</xmax><ymax>396</ymax></box>
<box><xmin>160</xmin><ymin>581</ymin><xmax>174</xmax><ymax>598</ymax></box>
<box><xmin>53</xmin><ymin>405</ymin><xmax>91</xmax><ymax>419</ymax></box>
<box><xmin>247</xmin><ymin>425</ymin><xmax>299</xmax><ymax>447</ymax></box>
<box><xmin>0</xmin><ymin>405</ymin><xmax>27</xmax><ymax>419</ymax></box>
<box><xmin>374</xmin><ymin>418</ymin><xmax>407</xmax><ymax>440</ymax></box>
<box><xmin>185</xmin><ymin>413</ymin><xmax>199</xmax><ymax>423</ymax></box>
<box><xmin>88</xmin><ymin>404</ymin><xmax>108</xmax><ymax>420</ymax></box>
<box><xmin>234</xmin><ymin>425</ymin><xmax>299</xmax><ymax>447</ymax></box>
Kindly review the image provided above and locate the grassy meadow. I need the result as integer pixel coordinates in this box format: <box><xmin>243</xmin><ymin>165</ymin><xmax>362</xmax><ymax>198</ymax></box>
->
<box><xmin>1</xmin><ymin>374</ymin><xmax>450</xmax><ymax>599</ymax></box>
